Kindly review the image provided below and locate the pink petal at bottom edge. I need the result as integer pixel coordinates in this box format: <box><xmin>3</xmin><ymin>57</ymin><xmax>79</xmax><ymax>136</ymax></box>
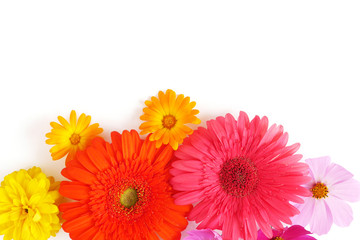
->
<box><xmin>325</xmin><ymin>195</ymin><xmax>353</xmax><ymax>227</ymax></box>
<box><xmin>256</xmin><ymin>230</ymin><xmax>270</xmax><ymax>240</ymax></box>
<box><xmin>281</xmin><ymin>225</ymin><xmax>312</xmax><ymax>239</ymax></box>
<box><xmin>309</xmin><ymin>198</ymin><xmax>333</xmax><ymax>235</ymax></box>
<box><xmin>291</xmin><ymin>198</ymin><xmax>315</xmax><ymax>227</ymax></box>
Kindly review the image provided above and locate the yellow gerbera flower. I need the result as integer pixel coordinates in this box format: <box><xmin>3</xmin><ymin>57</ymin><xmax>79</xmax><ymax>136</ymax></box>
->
<box><xmin>45</xmin><ymin>110</ymin><xmax>103</xmax><ymax>164</ymax></box>
<box><xmin>0</xmin><ymin>167</ymin><xmax>61</xmax><ymax>240</ymax></box>
<box><xmin>139</xmin><ymin>89</ymin><xmax>201</xmax><ymax>150</ymax></box>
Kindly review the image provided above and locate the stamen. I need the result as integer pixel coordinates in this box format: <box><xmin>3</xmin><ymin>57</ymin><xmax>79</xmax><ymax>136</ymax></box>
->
<box><xmin>311</xmin><ymin>182</ymin><xmax>329</xmax><ymax>199</ymax></box>
<box><xmin>162</xmin><ymin>115</ymin><xmax>177</xmax><ymax>129</ymax></box>
<box><xmin>69</xmin><ymin>133</ymin><xmax>81</xmax><ymax>145</ymax></box>
<box><xmin>219</xmin><ymin>157</ymin><xmax>258</xmax><ymax>197</ymax></box>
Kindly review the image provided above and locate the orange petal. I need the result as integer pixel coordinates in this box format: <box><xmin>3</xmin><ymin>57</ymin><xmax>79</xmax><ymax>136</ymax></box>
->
<box><xmin>62</xmin><ymin>213</ymin><xmax>93</xmax><ymax>233</ymax></box>
<box><xmin>62</xmin><ymin>167</ymin><xmax>97</xmax><ymax>185</ymax></box>
<box><xmin>86</xmin><ymin>147</ymin><xmax>110</xmax><ymax>171</ymax></box>
<box><xmin>59</xmin><ymin>181</ymin><xmax>90</xmax><ymax>200</ymax></box>
<box><xmin>77</xmin><ymin>151</ymin><xmax>98</xmax><ymax>174</ymax></box>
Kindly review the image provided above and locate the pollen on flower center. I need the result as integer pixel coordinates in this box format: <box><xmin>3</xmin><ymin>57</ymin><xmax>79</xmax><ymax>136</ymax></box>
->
<box><xmin>120</xmin><ymin>188</ymin><xmax>138</xmax><ymax>208</ymax></box>
<box><xmin>272</xmin><ymin>237</ymin><xmax>284</xmax><ymax>240</ymax></box>
<box><xmin>162</xmin><ymin>115</ymin><xmax>177</xmax><ymax>129</ymax></box>
<box><xmin>219</xmin><ymin>157</ymin><xmax>259</xmax><ymax>197</ymax></box>
<box><xmin>69</xmin><ymin>133</ymin><xmax>81</xmax><ymax>145</ymax></box>
<box><xmin>311</xmin><ymin>182</ymin><xmax>329</xmax><ymax>199</ymax></box>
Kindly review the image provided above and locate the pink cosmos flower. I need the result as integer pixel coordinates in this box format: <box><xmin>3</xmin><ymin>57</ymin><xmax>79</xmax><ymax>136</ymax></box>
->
<box><xmin>292</xmin><ymin>156</ymin><xmax>360</xmax><ymax>235</ymax></box>
<box><xmin>170</xmin><ymin>112</ymin><xmax>311</xmax><ymax>240</ymax></box>
<box><xmin>184</xmin><ymin>229</ymin><xmax>222</xmax><ymax>240</ymax></box>
<box><xmin>257</xmin><ymin>225</ymin><xmax>316</xmax><ymax>240</ymax></box>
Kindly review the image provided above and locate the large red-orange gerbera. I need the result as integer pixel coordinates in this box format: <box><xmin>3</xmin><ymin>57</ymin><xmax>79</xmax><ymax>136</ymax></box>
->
<box><xmin>59</xmin><ymin>130</ymin><xmax>191</xmax><ymax>240</ymax></box>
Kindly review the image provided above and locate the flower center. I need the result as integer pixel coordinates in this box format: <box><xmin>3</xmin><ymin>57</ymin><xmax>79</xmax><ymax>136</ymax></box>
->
<box><xmin>162</xmin><ymin>115</ymin><xmax>177</xmax><ymax>129</ymax></box>
<box><xmin>311</xmin><ymin>182</ymin><xmax>329</xmax><ymax>199</ymax></box>
<box><xmin>120</xmin><ymin>188</ymin><xmax>138</xmax><ymax>208</ymax></box>
<box><xmin>69</xmin><ymin>133</ymin><xmax>81</xmax><ymax>145</ymax></box>
<box><xmin>272</xmin><ymin>237</ymin><xmax>284</xmax><ymax>240</ymax></box>
<box><xmin>219</xmin><ymin>157</ymin><xmax>259</xmax><ymax>197</ymax></box>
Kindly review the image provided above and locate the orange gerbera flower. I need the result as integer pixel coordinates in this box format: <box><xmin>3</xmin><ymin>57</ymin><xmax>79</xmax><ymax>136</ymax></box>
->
<box><xmin>59</xmin><ymin>130</ymin><xmax>191</xmax><ymax>240</ymax></box>
<box><xmin>139</xmin><ymin>89</ymin><xmax>201</xmax><ymax>150</ymax></box>
<box><xmin>45</xmin><ymin>110</ymin><xmax>103</xmax><ymax>164</ymax></box>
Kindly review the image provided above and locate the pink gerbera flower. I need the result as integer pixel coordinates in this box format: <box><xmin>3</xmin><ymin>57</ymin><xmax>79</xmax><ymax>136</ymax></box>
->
<box><xmin>170</xmin><ymin>112</ymin><xmax>311</xmax><ymax>240</ymax></box>
<box><xmin>292</xmin><ymin>156</ymin><xmax>360</xmax><ymax>235</ymax></box>
<box><xmin>184</xmin><ymin>229</ymin><xmax>222</xmax><ymax>240</ymax></box>
<box><xmin>257</xmin><ymin>225</ymin><xmax>316</xmax><ymax>240</ymax></box>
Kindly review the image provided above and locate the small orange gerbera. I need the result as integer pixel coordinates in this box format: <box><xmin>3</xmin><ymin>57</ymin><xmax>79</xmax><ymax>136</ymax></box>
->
<box><xmin>59</xmin><ymin>130</ymin><xmax>191</xmax><ymax>240</ymax></box>
<box><xmin>139</xmin><ymin>89</ymin><xmax>201</xmax><ymax>150</ymax></box>
<box><xmin>45</xmin><ymin>110</ymin><xmax>103</xmax><ymax>164</ymax></box>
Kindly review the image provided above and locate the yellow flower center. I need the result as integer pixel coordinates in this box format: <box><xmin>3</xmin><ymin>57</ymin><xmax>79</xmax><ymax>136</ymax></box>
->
<box><xmin>120</xmin><ymin>188</ymin><xmax>138</xmax><ymax>208</ymax></box>
<box><xmin>69</xmin><ymin>133</ymin><xmax>81</xmax><ymax>145</ymax></box>
<box><xmin>311</xmin><ymin>182</ymin><xmax>329</xmax><ymax>199</ymax></box>
<box><xmin>272</xmin><ymin>237</ymin><xmax>284</xmax><ymax>240</ymax></box>
<box><xmin>162</xmin><ymin>115</ymin><xmax>177</xmax><ymax>129</ymax></box>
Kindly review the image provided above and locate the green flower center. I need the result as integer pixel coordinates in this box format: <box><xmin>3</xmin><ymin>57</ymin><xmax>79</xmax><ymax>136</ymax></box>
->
<box><xmin>120</xmin><ymin>188</ymin><xmax>138</xmax><ymax>208</ymax></box>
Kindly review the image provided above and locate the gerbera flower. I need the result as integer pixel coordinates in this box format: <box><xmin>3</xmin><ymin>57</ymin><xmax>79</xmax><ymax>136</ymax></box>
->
<box><xmin>59</xmin><ymin>130</ymin><xmax>191</xmax><ymax>240</ymax></box>
<box><xmin>292</xmin><ymin>156</ymin><xmax>360</xmax><ymax>235</ymax></box>
<box><xmin>139</xmin><ymin>89</ymin><xmax>201</xmax><ymax>150</ymax></box>
<box><xmin>257</xmin><ymin>225</ymin><xmax>316</xmax><ymax>240</ymax></box>
<box><xmin>184</xmin><ymin>229</ymin><xmax>222</xmax><ymax>240</ymax></box>
<box><xmin>170</xmin><ymin>111</ymin><xmax>311</xmax><ymax>240</ymax></box>
<box><xmin>0</xmin><ymin>167</ymin><xmax>61</xmax><ymax>240</ymax></box>
<box><xmin>45</xmin><ymin>110</ymin><xmax>103</xmax><ymax>164</ymax></box>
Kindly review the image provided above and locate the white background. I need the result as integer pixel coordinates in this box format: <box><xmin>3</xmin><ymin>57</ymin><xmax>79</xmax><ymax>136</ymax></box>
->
<box><xmin>1</xmin><ymin>1</ymin><xmax>359</xmax><ymax>239</ymax></box>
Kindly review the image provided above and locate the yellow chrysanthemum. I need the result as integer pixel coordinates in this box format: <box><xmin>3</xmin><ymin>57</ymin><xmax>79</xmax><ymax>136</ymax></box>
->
<box><xmin>45</xmin><ymin>110</ymin><xmax>103</xmax><ymax>164</ymax></box>
<box><xmin>139</xmin><ymin>89</ymin><xmax>201</xmax><ymax>150</ymax></box>
<box><xmin>0</xmin><ymin>167</ymin><xmax>61</xmax><ymax>240</ymax></box>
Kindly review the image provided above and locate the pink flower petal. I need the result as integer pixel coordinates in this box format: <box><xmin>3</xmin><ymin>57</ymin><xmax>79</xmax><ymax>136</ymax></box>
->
<box><xmin>256</xmin><ymin>230</ymin><xmax>270</xmax><ymax>240</ymax></box>
<box><xmin>325</xmin><ymin>195</ymin><xmax>353</xmax><ymax>227</ymax></box>
<box><xmin>325</xmin><ymin>163</ymin><xmax>354</xmax><ymax>187</ymax></box>
<box><xmin>309</xmin><ymin>199</ymin><xmax>333</xmax><ymax>235</ymax></box>
<box><xmin>292</xmin><ymin>198</ymin><xmax>315</xmax><ymax>227</ymax></box>
<box><xmin>184</xmin><ymin>229</ymin><xmax>222</xmax><ymax>240</ymax></box>
<box><xmin>330</xmin><ymin>178</ymin><xmax>360</xmax><ymax>202</ymax></box>
<box><xmin>305</xmin><ymin>157</ymin><xmax>331</xmax><ymax>182</ymax></box>
<box><xmin>281</xmin><ymin>225</ymin><xmax>312</xmax><ymax>239</ymax></box>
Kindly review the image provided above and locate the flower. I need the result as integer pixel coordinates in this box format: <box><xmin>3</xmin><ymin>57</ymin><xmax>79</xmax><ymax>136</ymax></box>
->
<box><xmin>257</xmin><ymin>225</ymin><xmax>316</xmax><ymax>240</ymax></box>
<box><xmin>59</xmin><ymin>130</ymin><xmax>191</xmax><ymax>240</ymax></box>
<box><xmin>0</xmin><ymin>167</ymin><xmax>61</xmax><ymax>240</ymax></box>
<box><xmin>139</xmin><ymin>89</ymin><xmax>201</xmax><ymax>150</ymax></box>
<box><xmin>184</xmin><ymin>229</ymin><xmax>222</xmax><ymax>240</ymax></box>
<box><xmin>292</xmin><ymin>156</ymin><xmax>360</xmax><ymax>235</ymax></box>
<box><xmin>170</xmin><ymin>111</ymin><xmax>311</xmax><ymax>240</ymax></box>
<box><xmin>45</xmin><ymin>110</ymin><xmax>103</xmax><ymax>164</ymax></box>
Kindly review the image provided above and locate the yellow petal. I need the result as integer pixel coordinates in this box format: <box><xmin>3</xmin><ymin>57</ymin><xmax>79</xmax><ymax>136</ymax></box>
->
<box><xmin>57</xmin><ymin>115</ymin><xmax>71</xmax><ymax>130</ymax></box>
<box><xmin>69</xmin><ymin>110</ymin><xmax>77</xmax><ymax>128</ymax></box>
